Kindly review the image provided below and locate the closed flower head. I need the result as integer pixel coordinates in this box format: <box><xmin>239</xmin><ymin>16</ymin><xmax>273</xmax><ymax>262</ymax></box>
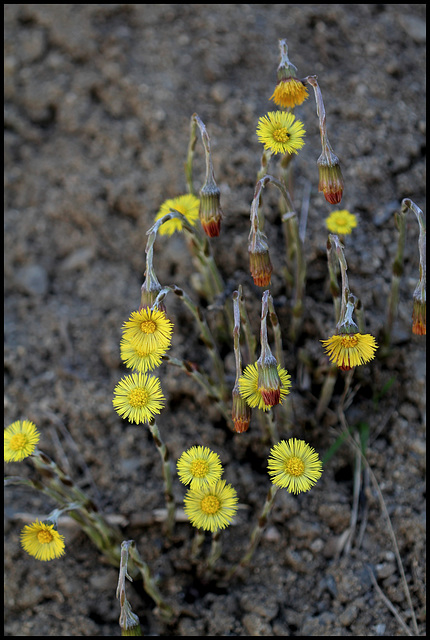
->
<box><xmin>154</xmin><ymin>194</ymin><xmax>200</xmax><ymax>236</ymax></box>
<box><xmin>177</xmin><ymin>446</ymin><xmax>223</xmax><ymax>488</ymax></box>
<box><xmin>256</xmin><ymin>111</ymin><xmax>305</xmax><ymax>156</ymax></box>
<box><xmin>183</xmin><ymin>479</ymin><xmax>238</xmax><ymax>532</ymax></box>
<box><xmin>113</xmin><ymin>372</ymin><xmax>165</xmax><ymax>424</ymax></box>
<box><xmin>231</xmin><ymin>384</ymin><xmax>252</xmax><ymax>433</ymax></box>
<box><xmin>412</xmin><ymin>293</ymin><xmax>426</xmax><ymax>336</ymax></box>
<box><xmin>325</xmin><ymin>210</ymin><xmax>357</xmax><ymax>235</ymax></box>
<box><xmin>270</xmin><ymin>77</ymin><xmax>309</xmax><ymax>109</ymax></box>
<box><xmin>257</xmin><ymin>352</ymin><xmax>282</xmax><ymax>407</ymax></box>
<box><xmin>248</xmin><ymin>230</ymin><xmax>273</xmax><ymax>287</ymax></box>
<box><xmin>321</xmin><ymin>332</ymin><xmax>378</xmax><ymax>371</ymax></box>
<box><xmin>4</xmin><ymin>420</ymin><xmax>40</xmax><ymax>462</ymax></box>
<box><xmin>318</xmin><ymin>153</ymin><xmax>344</xmax><ymax>205</ymax></box>
<box><xmin>20</xmin><ymin>519</ymin><xmax>65</xmax><ymax>561</ymax></box>
<box><xmin>268</xmin><ymin>439</ymin><xmax>323</xmax><ymax>494</ymax></box>
<box><xmin>199</xmin><ymin>179</ymin><xmax>223</xmax><ymax>238</ymax></box>
<box><xmin>122</xmin><ymin>308</ymin><xmax>173</xmax><ymax>355</ymax></box>
<box><xmin>238</xmin><ymin>362</ymin><xmax>291</xmax><ymax>412</ymax></box>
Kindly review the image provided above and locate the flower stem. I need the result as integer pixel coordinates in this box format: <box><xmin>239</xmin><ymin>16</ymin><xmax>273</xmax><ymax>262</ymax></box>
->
<box><xmin>147</xmin><ymin>420</ymin><xmax>175</xmax><ymax>537</ymax></box>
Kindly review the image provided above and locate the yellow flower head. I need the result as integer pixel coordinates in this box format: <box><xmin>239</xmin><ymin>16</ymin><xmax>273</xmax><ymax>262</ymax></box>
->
<box><xmin>4</xmin><ymin>420</ymin><xmax>40</xmax><ymax>462</ymax></box>
<box><xmin>177</xmin><ymin>446</ymin><xmax>223</xmax><ymax>489</ymax></box>
<box><xmin>256</xmin><ymin>111</ymin><xmax>305</xmax><ymax>156</ymax></box>
<box><xmin>154</xmin><ymin>194</ymin><xmax>200</xmax><ymax>236</ymax></box>
<box><xmin>20</xmin><ymin>519</ymin><xmax>65</xmax><ymax>561</ymax></box>
<box><xmin>120</xmin><ymin>338</ymin><xmax>167</xmax><ymax>373</ymax></box>
<box><xmin>113</xmin><ymin>372</ymin><xmax>165</xmax><ymax>424</ymax></box>
<box><xmin>183</xmin><ymin>479</ymin><xmax>238</xmax><ymax>532</ymax></box>
<box><xmin>238</xmin><ymin>362</ymin><xmax>291</xmax><ymax>412</ymax></box>
<box><xmin>270</xmin><ymin>77</ymin><xmax>309</xmax><ymax>108</ymax></box>
<box><xmin>321</xmin><ymin>333</ymin><xmax>378</xmax><ymax>371</ymax></box>
<box><xmin>122</xmin><ymin>308</ymin><xmax>173</xmax><ymax>355</ymax></box>
<box><xmin>268</xmin><ymin>439</ymin><xmax>323</xmax><ymax>494</ymax></box>
<box><xmin>325</xmin><ymin>210</ymin><xmax>358</xmax><ymax>235</ymax></box>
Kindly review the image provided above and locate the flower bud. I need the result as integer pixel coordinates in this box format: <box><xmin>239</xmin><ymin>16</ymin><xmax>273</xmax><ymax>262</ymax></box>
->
<box><xmin>231</xmin><ymin>384</ymin><xmax>252</xmax><ymax>433</ymax></box>
<box><xmin>249</xmin><ymin>230</ymin><xmax>273</xmax><ymax>287</ymax></box>
<box><xmin>199</xmin><ymin>178</ymin><xmax>223</xmax><ymax>238</ymax></box>
<box><xmin>318</xmin><ymin>152</ymin><xmax>344</xmax><ymax>205</ymax></box>
<box><xmin>257</xmin><ymin>351</ymin><xmax>281</xmax><ymax>407</ymax></box>
<box><xmin>412</xmin><ymin>292</ymin><xmax>426</xmax><ymax>336</ymax></box>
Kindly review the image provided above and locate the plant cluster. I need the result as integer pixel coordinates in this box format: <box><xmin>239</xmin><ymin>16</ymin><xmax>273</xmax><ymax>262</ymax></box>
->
<box><xmin>5</xmin><ymin>39</ymin><xmax>425</xmax><ymax>636</ymax></box>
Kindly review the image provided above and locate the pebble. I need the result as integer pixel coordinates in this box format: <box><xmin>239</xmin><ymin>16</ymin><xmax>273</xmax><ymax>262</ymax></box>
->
<box><xmin>15</xmin><ymin>264</ymin><xmax>49</xmax><ymax>296</ymax></box>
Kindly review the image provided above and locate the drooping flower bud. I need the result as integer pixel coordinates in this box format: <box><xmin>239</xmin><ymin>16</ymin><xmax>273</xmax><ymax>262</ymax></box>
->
<box><xmin>231</xmin><ymin>383</ymin><xmax>252</xmax><ymax>433</ymax></box>
<box><xmin>199</xmin><ymin>175</ymin><xmax>223</xmax><ymax>238</ymax></box>
<box><xmin>412</xmin><ymin>290</ymin><xmax>426</xmax><ymax>336</ymax></box>
<box><xmin>318</xmin><ymin>150</ymin><xmax>344</xmax><ymax>205</ymax></box>
<box><xmin>256</xmin><ymin>349</ymin><xmax>282</xmax><ymax>407</ymax></box>
<box><xmin>248</xmin><ymin>229</ymin><xmax>273</xmax><ymax>287</ymax></box>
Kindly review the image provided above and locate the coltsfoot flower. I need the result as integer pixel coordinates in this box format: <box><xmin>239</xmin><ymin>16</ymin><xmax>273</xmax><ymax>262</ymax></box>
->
<box><xmin>4</xmin><ymin>420</ymin><xmax>40</xmax><ymax>462</ymax></box>
<box><xmin>318</xmin><ymin>155</ymin><xmax>344</xmax><ymax>205</ymax></box>
<box><xmin>183</xmin><ymin>479</ymin><xmax>238</xmax><ymax>532</ymax></box>
<box><xmin>20</xmin><ymin>519</ymin><xmax>65</xmax><ymax>561</ymax></box>
<box><xmin>154</xmin><ymin>194</ymin><xmax>200</xmax><ymax>236</ymax></box>
<box><xmin>122</xmin><ymin>308</ymin><xmax>173</xmax><ymax>354</ymax></box>
<box><xmin>231</xmin><ymin>385</ymin><xmax>252</xmax><ymax>433</ymax></box>
<box><xmin>325</xmin><ymin>210</ymin><xmax>358</xmax><ymax>235</ymax></box>
<box><xmin>120</xmin><ymin>338</ymin><xmax>167</xmax><ymax>373</ymax></box>
<box><xmin>321</xmin><ymin>333</ymin><xmax>378</xmax><ymax>371</ymax></box>
<box><xmin>177</xmin><ymin>446</ymin><xmax>223</xmax><ymax>488</ymax></box>
<box><xmin>256</xmin><ymin>111</ymin><xmax>305</xmax><ymax>156</ymax></box>
<box><xmin>270</xmin><ymin>77</ymin><xmax>309</xmax><ymax>108</ymax></box>
<box><xmin>113</xmin><ymin>373</ymin><xmax>165</xmax><ymax>424</ymax></box>
<box><xmin>267</xmin><ymin>439</ymin><xmax>323</xmax><ymax>494</ymax></box>
<box><xmin>238</xmin><ymin>362</ymin><xmax>291</xmax><ymax>411</ymax></box>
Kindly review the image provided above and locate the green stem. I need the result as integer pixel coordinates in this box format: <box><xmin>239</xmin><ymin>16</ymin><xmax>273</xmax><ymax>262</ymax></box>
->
<box><xmin>147</xmin><ymin>420</ymin><xmax>175</xmax><ymax>537</ymax></box>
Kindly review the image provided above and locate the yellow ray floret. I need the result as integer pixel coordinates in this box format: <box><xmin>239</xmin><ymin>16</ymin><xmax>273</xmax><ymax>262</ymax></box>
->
<box><xmin>122</xmin><ymin>307</ymin><xmax>173</xmax><ymax>354</ymax></box>
<box><xmin>177</xmin><ymin>446</ymin><xmax>223</xmax><ymax>489</ymax></box>
<box><xmin>256</xmin><ymin>111</ymin><xmax>305</xmax><ymax>156</ymax></box>
<box><xmin>270</xmin><ymin>77</ymin><xmax>309</xmax><ymax>108</ymax></box>
<box><xmin>183</xmin><ymin>479</ymin><xmax>238</xmax><ymax>532</ymax></box>
<box><xmin>20</xmin><ymin>519</ymin><xmax>65</xmax><ymax>561</ymax></box>
<box><xmin>267</xmin><ymin>438</ymin><xmax>323</xmax><ymax>494</ymax></box>
<box><xmin>113</xmin><ymin>372</ymin><xmax>165</xmax><ymax>424</ymax></box>
<box><xmin>321</xmin><ymin>333</ymin><xmax>378</xmax><ymax>370</ymax></box>
<box><xmin>325</xmin><ymin>210</ymin><xmax>358</xmax><ymax>235</ymax></box>
<box><xmin>155</xmin><ymin>194</ymin><xmax>200</xmax><ymax>236</ymax></box>
<box><xmin>4</xmin><ymin>420</ymin><xmax>40</xmax><ymax>462</ymax></box>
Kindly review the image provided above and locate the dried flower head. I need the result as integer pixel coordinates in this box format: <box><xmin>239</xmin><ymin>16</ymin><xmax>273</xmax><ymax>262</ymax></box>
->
<box><xmin>183</xmin><ymin>479</ymin><xmax>238</xmax><ymax>532</ymax></box>
<box><xmin>4</xmin><ymin>420</ymin><xmax>40</xmax><ymax>462</ymax></box>
<box><xmin>122</xmin><ymin>308</ymin><xmax>173</xmax><ymax>355</ymax></box>
<box><xmin>267</xmin><ymin>438</ymin><xmax>323</xmax><ymax>494</ymax></box>
<box><xmin>321</xmin><ymin>332</ymin><xmax>378</xmax><ymax>370</ymax></box>
<box><xmin>325</xmin><ymin>210</ymin><xmax>357</xmax><ymax>235</ymax></box>
<box><xmin>120</xmin><ymin>338</ymin><xmax>166</xmax><ymax>373</ymax></box>
<box><xmin>154</xmin><ymin>194</ymin><xmax>200</xmax><ymax>236</ymax></box>
<box><xmin>256</xmin><ymin>111</ymin><xmax>305</xmax><ymax>156</ymax></box>
<box><xmin>113</xmin><ymin>372</ymin><xmax>165</xmax><ymax>424</ymax></box>
<box><xmin>238</xmin><ymin>362</ymin><xmax>291</xmax><ymax>411</ymax></box>
<box><xmin>20</xmin><ymin>519</ymin><xmax>65</xmax><ymax>561</ymax></box>
<box><xmin>270</xmin><ymin>77</ymin><xmax>309</xmax><ymax>108</ymax></box>
<box><xmin>177</xmin><ymin>446</ymin><xmax>223</xmax><ymax>489</ymax></box>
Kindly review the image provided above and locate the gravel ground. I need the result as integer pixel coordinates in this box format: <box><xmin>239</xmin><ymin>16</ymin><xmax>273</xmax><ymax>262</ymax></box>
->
<box><xmin>4</xmin><ymin>4</ymin><xmax>426</xmax><ymax>636</ymax></box>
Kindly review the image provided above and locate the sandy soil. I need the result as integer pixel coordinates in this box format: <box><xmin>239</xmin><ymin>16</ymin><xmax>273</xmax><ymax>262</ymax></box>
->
<box><xmin>4</xmin><ymin>4</ymin><xmax>426</xmax><ymax>636</ymax></box>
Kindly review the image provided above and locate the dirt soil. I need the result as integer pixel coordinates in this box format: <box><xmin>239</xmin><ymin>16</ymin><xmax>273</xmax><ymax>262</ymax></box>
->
<box><xmin>4</xmin><ymin>4</ymin><xmax>426</xmax><ymax>637</ymax></box>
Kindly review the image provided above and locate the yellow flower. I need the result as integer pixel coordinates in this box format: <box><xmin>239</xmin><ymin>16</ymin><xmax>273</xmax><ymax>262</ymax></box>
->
<box><xmin>20</xmin><ymin>519</ymin><xmax>65</xmax><ymax>561</ymax></box>
<box><xmin>325</xmin><ymin>210</ymin><xmax>358</xmax><ymax>235</ymax></box>
<box><xmin>4</xmin><ymin>420</ymin><xmax>40</xmax><ymax>462</ymax></box>
<box><xmin>270</xmin><ymin>77</ymin><xmax>309</xmax><ymax>108</ymax></box>
<box><xmin>113</xmin><ymin>373</ymin><xmax>165</xmax><ymax>424</ymax></box>
<box><xmin>183</xmin><ymin>479</ymin><xmax>238</xmax><ymax>532</ymax></box>
<box><xmin>122</xmin><ymin>308</ymin><xmax>173</xmax><ymax>355</ymax></box>
<box><xmin>321</xmin><ymin>333</ymin><xmax>378</xmax><ymax>370</ymax></box>
<box><xmin>268</xmin><ymin>439</ymin><xmax>323</xmax><ymax>494</ymax></box>
<box><xmin>155</xmin><ymin>194</ymin><xmax>200</xmax><ymax>236</ymax></box>
<box><xmin>177</xmin><ymin>446</ymin><xmax>223</xmax><ymax>489</ymax></box>
<box><xmin>256</xmin><ymin>111</ymin><xmax>305</xmax><ymax>156</ymax></box>
<box><xmin>120</xmin><ymin>338</ymin><xmax>167</xmax><ymax>373</ymax></box>
<box><xmin>238</xmin><ymin>362</ymin><xmax>291</xmax><ymax>411</ymax></box>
